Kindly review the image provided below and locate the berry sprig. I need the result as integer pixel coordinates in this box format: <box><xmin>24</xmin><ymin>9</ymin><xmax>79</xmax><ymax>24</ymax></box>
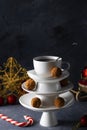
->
<box><xmin>0</xmin><ymin>94</ymin><xmax>17</xmax><ymax>106</ymax></box>
<box><xmin>72</xmin><ymin>115</ymin><xmax>87</xmax><ymax>130</ymax></box>
<box><xmin>81</xmin><ymin>66</ymin><xmax>87</xmax><ymax>79</ymax></box>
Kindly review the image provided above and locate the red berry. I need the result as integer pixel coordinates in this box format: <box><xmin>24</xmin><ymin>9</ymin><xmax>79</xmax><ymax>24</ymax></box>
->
<box><xmin>0</xmin><ymin>96</ymin><xmax>4</xmax><ymax>106</ymax></box>
<box><xmin>80</xmin><ymin>115</ymin><xmax>87</xmax><ymax>126</ymax></box>
<box><xmin>82</xmin><ymin>68</ymin><xmax>87</xmax><ymax>77</ymax></box>
<box><xmin>7</xmin><ymin>94</ymin><xmax>17</xmax><ymax>105</ymax></box>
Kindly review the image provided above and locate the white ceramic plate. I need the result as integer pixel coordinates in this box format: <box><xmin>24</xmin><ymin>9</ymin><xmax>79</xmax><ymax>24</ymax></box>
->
<box><xmin>22</xmin><ymin>82</ymin><xmax>74</xmax><ymax>95</ymax></box>
<box><xmin>27</xmin><ymin>70</ymin><xmax>70</xmax><ymax>83</ymax></box>
<box><xmin>19</xmin><ymin>91</ymin><xmax>75</xmax><ymax>112</ymax></box>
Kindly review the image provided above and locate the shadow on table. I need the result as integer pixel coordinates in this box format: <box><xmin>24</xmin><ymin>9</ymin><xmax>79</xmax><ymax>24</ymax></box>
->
<box><xmin>33</xmin><ymin>119</ymin><xmax>76</xmax><ymax>128</ymax></box>
<box><xmin>58</xmin><ymin>119</ymin><xmax>76</xmax><ymax>127</ymax></box>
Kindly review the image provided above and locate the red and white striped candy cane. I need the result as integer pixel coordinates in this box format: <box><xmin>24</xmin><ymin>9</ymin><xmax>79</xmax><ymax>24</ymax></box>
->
<box><xmin>0</xmin><ymin>114</ymin><xmax>34</xmax><ymax>127</ymax></box>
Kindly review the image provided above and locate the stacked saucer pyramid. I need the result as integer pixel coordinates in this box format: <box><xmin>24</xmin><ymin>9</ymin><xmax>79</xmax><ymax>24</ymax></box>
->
<box><xmin>19</xmin><ymin>56</ymin><xmax>75</xmax><ymax>127</ymax></box>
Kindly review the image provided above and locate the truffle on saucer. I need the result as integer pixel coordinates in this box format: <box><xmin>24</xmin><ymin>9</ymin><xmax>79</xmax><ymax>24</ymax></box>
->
<box><xmin>54</xmin><ymin>97</ymin><xmax>65</xmax><ymax>108</ymax></box>
<box><xmin>60</xmin><ymin>78</ymin><xmax>69</xmax><ymax>87</ymax></box>
<box><xmin>31</xmin><ymin>97</ymin><xmax>41</xmax><ymax>108</ymax></box>
<box><xmin>25</xmin><ymin>78</ymin><xmax>36</xmax><ymax>90</ymax></box>
<box><xmin>51</xmin><ymin>67</ymin><xmax>62</xmax><ymax>78</ymax></box>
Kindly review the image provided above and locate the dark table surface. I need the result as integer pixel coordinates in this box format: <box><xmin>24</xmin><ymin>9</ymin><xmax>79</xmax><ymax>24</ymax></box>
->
<box><xmin>0</xmin><ymin>99</ymin><xmax>87</xmax><ymax>130</ymax></box>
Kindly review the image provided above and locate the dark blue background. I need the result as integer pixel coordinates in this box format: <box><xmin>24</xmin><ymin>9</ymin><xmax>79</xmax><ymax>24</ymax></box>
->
<box><xmin>0</xmin><ymin>0</ymin><xmax>87</xmax><ymax>88</ymax></box>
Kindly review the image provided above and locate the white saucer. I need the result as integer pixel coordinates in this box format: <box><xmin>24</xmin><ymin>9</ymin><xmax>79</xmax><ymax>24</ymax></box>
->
<box><xmin>27</xmin><ymin>70</ymin><xmax>69</xmax><ymax>83</ymax></box>
<box><xmin>22</xmin><ymin>82</ymin><xmax>74</xmax><ymax>95</ymax></box>
<box><xmin>19</xmin><ymin>91</ymin><xmax>75</xmax><ymax>112</ymax></box>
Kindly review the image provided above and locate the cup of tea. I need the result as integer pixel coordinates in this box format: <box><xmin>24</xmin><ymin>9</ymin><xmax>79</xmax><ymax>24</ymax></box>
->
<box><xmin>33</xmin><ymin>56</ymin><xmax>70</xmax><ymax>78</ymax></box>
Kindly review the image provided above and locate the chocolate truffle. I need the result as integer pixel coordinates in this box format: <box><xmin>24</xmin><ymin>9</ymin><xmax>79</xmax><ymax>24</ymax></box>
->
<box><xmin>51</xmin><ymin>67</ymin><xmax>62</xmax><ymax>78</ymax></box>
<box><xmin>54</xmin><ymin>97</ymin><xmax>65</xmax><ymax>108</ymax></box>
<box><xmin>60</xmin><ymin>78</ymin><xmax>69</xmax><ymax>87</ymax></box>
<box><xmin>25</xmin><ymin>78</ymin><xmax>35</xmax><ymax>90</ymax></box>
<box><xmin>31</xmin><ymin>97</ymin><xmax>41</xmax><ymax>108</ymax></box>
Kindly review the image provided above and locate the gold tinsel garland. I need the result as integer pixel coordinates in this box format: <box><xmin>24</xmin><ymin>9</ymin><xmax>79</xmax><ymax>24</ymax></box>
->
<box><xmin>0</xmin><ymin>57</ymin><xmax>29</xmax><ymax>99</ymax></box>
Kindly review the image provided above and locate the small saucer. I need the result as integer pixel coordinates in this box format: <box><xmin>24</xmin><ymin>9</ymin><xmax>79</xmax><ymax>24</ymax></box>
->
<box><xmin>19</xmin><ymin>91</ymin><xmax>75</xmax><ymax>112</ymax></box>
<box><xmin>22</xmin><ymin>82</ymin><xmax>74</xmax><ymax>95</ymax></box>
<box><xmin>27</xmin><ymin>69</ymin><xmax>69</xmax><ymax>83</ymax></box>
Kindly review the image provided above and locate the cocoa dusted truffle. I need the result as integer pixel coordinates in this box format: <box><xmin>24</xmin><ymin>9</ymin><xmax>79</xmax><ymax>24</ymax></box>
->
<box><xmin>25</xmin><ymin>78</ymin><xmax>35</xmax><ymax>90</ymax></box>
<box><xmin>31</xmin><ymin>97</ymin><xmax>41</xmax><ymax>108</ymax></box>
<box><xmin>54</xmin><ymin>97</ymin><xmax>65</xmax><ymax>108</ymax></box>
<box><xmin>51</xmin><ymin>67</ymin><xmax>62</xmax><ymax>78</ymax></box>
<box><xmin>60</xmin><ymin>78</ymin><xmax>69</xmax><ymax>87</ymax></box>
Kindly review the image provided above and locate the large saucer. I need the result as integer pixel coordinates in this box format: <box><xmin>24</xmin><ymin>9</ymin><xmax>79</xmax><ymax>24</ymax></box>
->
<box><xmin>27</xmin><ymin>69</ymin><xmax>69</xmax><ymax>83</ymax></box>
<box><xmin>22</xmin><ymin>82</ymin><xmax>74</xmax><ymax>95</ymax></box>
<box><xmin>19</xmin><ymin>91</ymin><xmax>75</xmax><ymax>112</ymax></box>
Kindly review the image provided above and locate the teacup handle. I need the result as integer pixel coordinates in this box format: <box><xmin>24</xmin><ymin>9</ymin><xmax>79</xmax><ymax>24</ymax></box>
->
<box><xmin>61</xmin><ymin>61</ymin><xmax>70</xmax><ymax>70</ymax></box>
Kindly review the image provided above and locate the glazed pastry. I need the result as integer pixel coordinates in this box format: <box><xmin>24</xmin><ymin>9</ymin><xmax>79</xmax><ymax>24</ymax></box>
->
<box><xmin>51</xmin><ymin>67</ymin><xmax>62</xmax><ymax>78</ymax></box>
<box><xmin>31</xmin><ymin>97</ymin><xmax>41</xmax><ymax>108</ymax></box>
<box><xmin>60</xmin><ymin>78</ymin><xmax>69</xmax><ymax>87</ymax></box>
<box><xmin>25</xmin><ymin>78</ymin><xmax>35</xmax><ymax>90</ymax></box>
<box><xmin>54</xmin><ymin>97</ymin><xmax>65</xmax><ymax>108</ymax></box>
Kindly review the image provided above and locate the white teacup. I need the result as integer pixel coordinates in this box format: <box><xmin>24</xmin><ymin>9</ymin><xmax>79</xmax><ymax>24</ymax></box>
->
<box><xmin>33</xmin><ymin>56</ymin><xmax>70</xmax><ymax>78</ymax></box>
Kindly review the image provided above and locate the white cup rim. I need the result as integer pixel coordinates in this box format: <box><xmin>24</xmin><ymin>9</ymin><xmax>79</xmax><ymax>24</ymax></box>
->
<box><xmin>33</xmin><ymin>56</ymin><xmax>61</xmax><ymax>63</ymax></box>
